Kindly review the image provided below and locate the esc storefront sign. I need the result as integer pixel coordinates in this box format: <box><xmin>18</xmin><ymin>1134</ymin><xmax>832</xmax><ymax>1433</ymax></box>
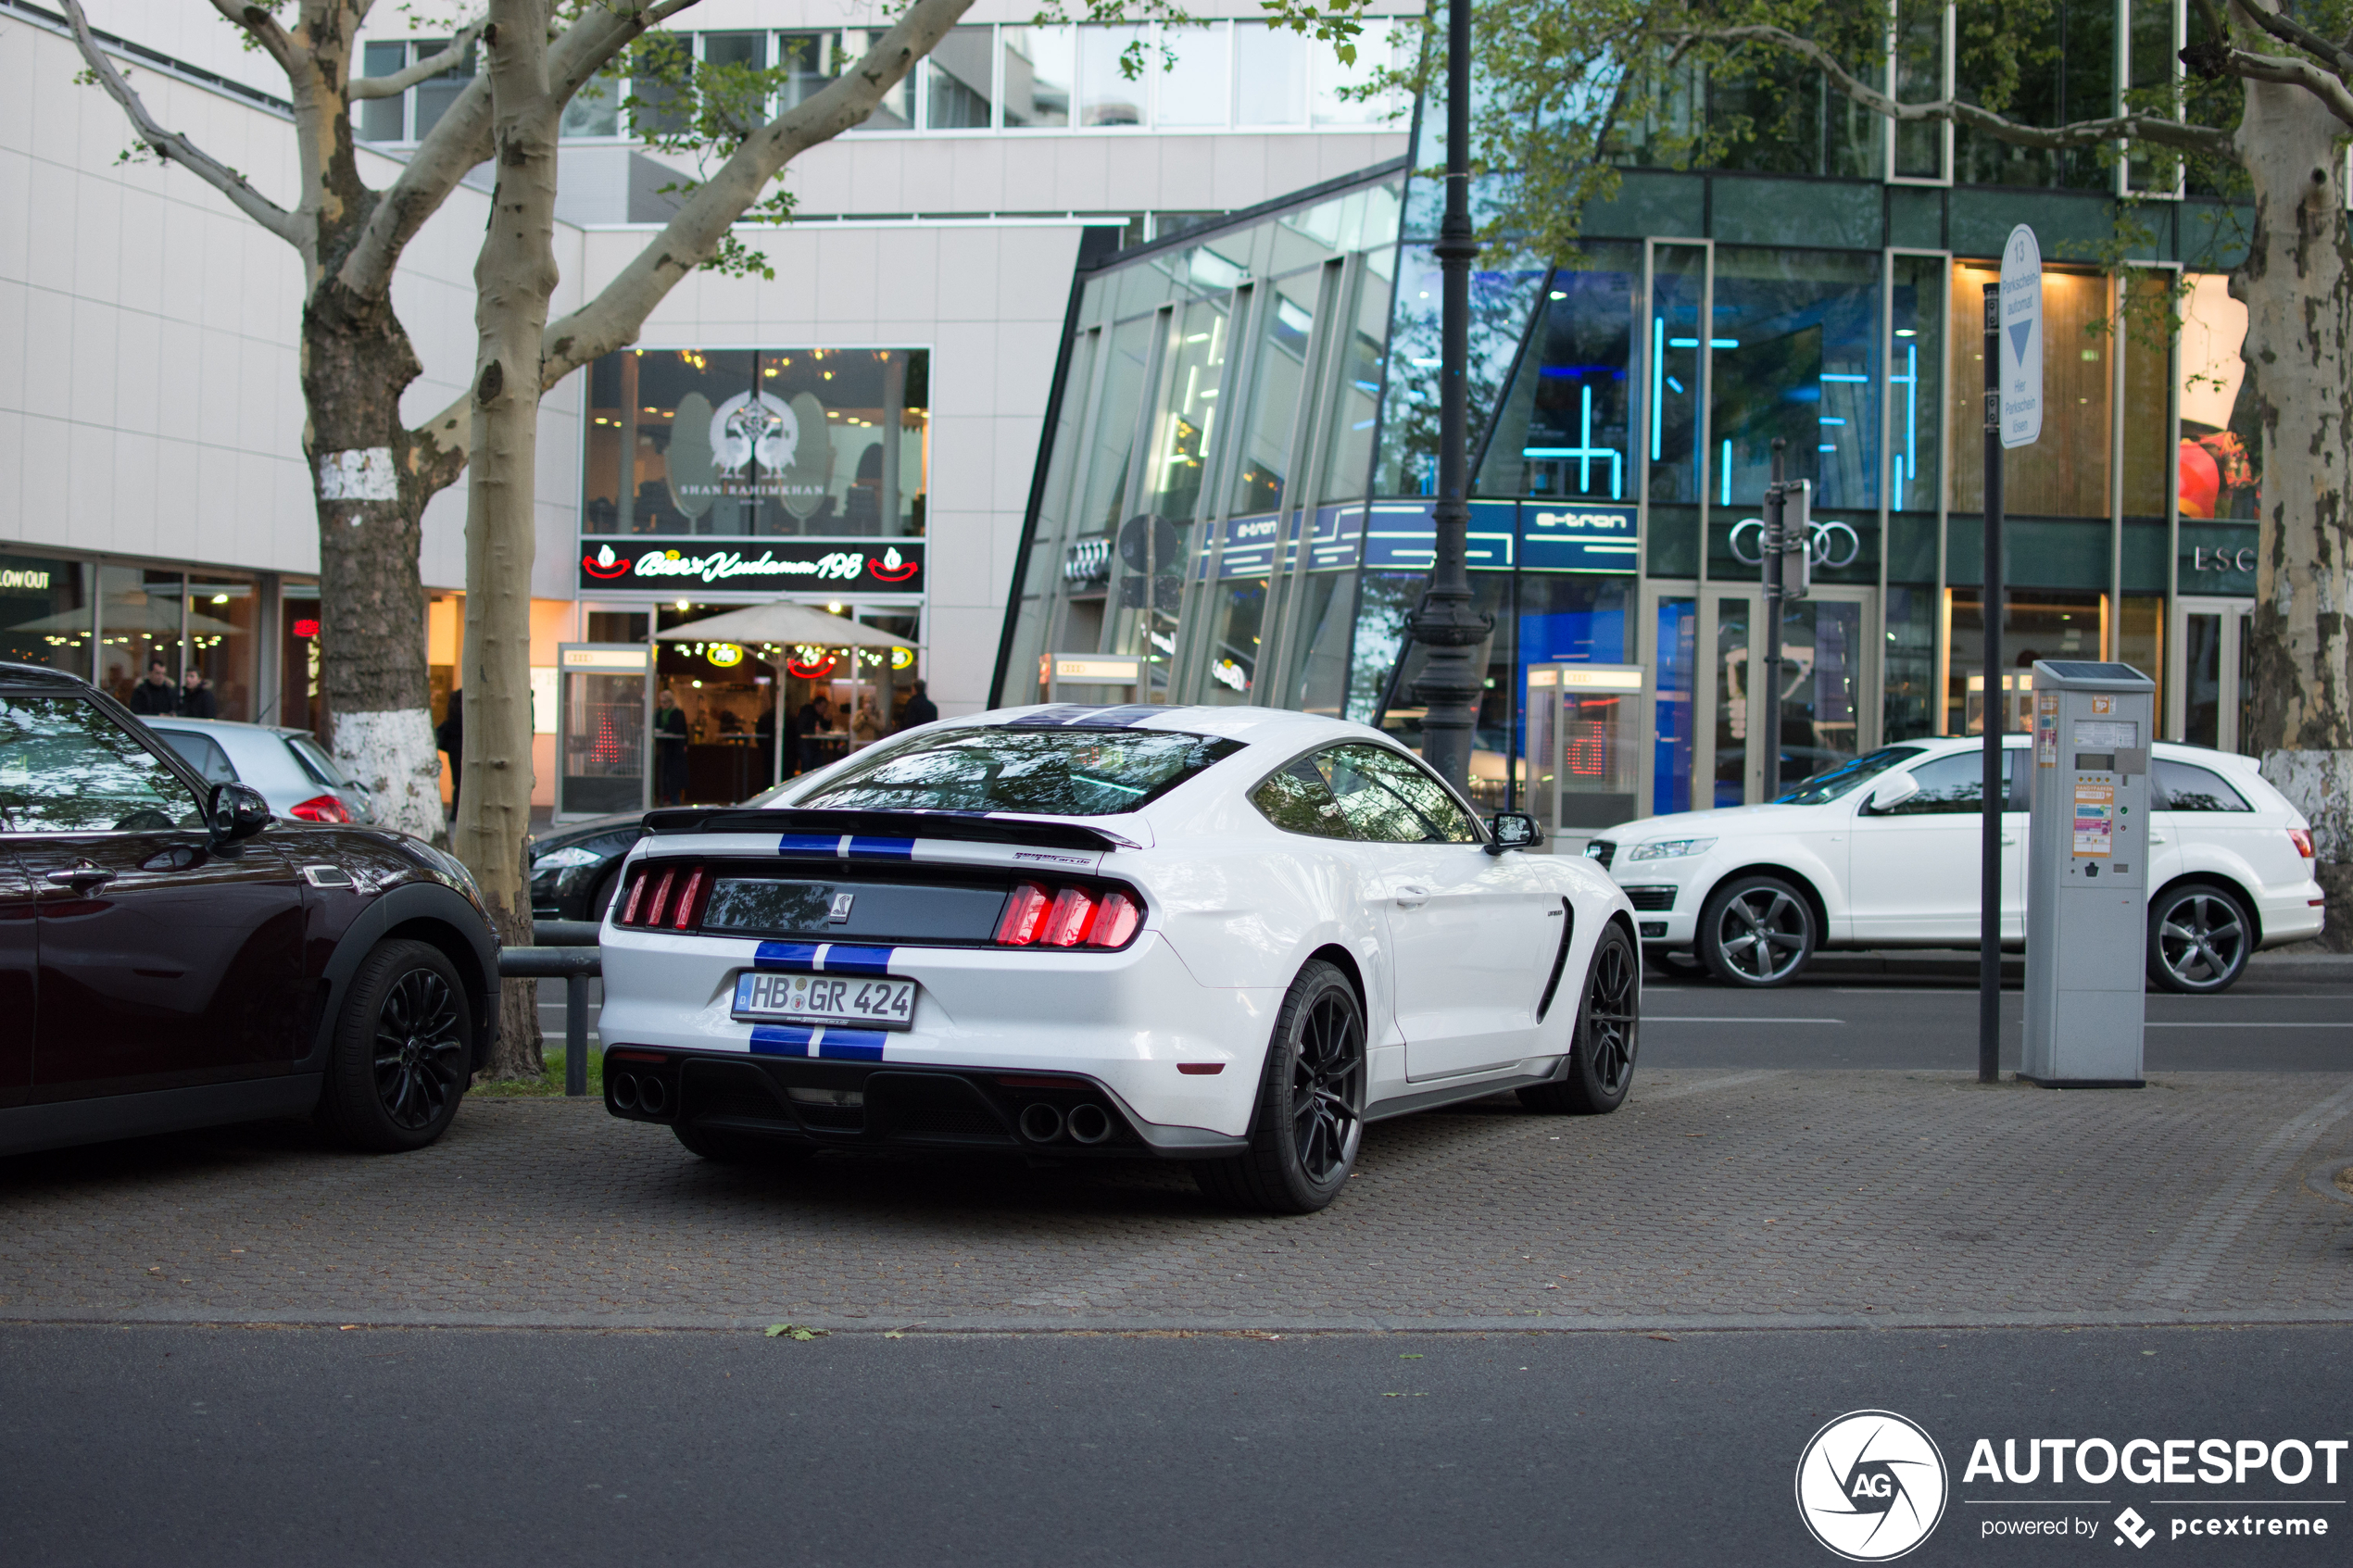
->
<box><xmin>579</xmin><ymin>539</ymin><xmax>925</xmax><ymax>593</ymax></box>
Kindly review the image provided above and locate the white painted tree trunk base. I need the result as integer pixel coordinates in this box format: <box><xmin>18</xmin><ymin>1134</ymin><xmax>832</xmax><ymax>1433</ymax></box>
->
<box><xmin>334</xmin><ymin>707</ymin><xmax>449</xmax><ymax>845</ymax></box>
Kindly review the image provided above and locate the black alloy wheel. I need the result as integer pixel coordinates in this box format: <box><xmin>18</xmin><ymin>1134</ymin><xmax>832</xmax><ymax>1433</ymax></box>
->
<box><xmin>1697</xmin><ymin>873</ymin><xmax>1817</xmax><ymax>986</ymax></box>
<box><xmin>2146</xmin><ymin>881</ymin><xmax>2253</xmax><ymax>994</ymax></box>
<box><xmin>1195</xmin><ymin>960</ymin><xmax>1366</xmax><ymax>1215</ymax></box>
<box><xmin>318</xmin><ymin>939</ymin><xmax>472</xmax><ymax>1152</ymax></box>
<box><xmin>1521</xmin><ymin>922</ymin><xmax>1640</xmax><ymax>1114</ymax></box>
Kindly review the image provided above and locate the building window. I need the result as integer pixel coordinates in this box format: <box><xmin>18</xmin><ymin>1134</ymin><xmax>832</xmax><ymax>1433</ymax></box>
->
<box><xmin>584</xmin><ymin>349</ymin><xmax>928</xmax><ymax>537</ymax></box>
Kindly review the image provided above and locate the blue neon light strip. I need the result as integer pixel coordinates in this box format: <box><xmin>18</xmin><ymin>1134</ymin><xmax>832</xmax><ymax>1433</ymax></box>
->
<box><xmin>1650</xmin><ymin>317</ymin><xmax>1664</xmax><ymax>461</ymax></box>
<box><xmin>1719</xmin><ymin>439</ymin><xmax>1731</xmax><ymax>506</ymax></box>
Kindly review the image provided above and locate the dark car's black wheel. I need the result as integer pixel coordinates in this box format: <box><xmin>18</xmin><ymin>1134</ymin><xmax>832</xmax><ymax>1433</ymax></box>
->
<box><xmin>1697</xmin><ymin>873</ymin><xmax>1817</xmax><ymax>986</ymax></box>
<box><xmin>588</xmin><ymin>864</ymin><xmax>626</xmax><ymax>924</ymax></box>
<box><xmin>2147</xmin><ymin>881</ymin><xmax>2253</xmax><ymax>994</ymax></box>
<box><xmin>1194</xmin><ymin>960</ymin><xmax>1365</xmax><ymax>1215</ymax></box>
<box><xmin>1520</xmin><ymin>922</ymin><xmax>1640</xmax><ymax>1114</ymax></box>
<box><xmin>317</xmin><ymin>939</ymin><xmax>472</xmax><ymax>1152</ymax></box>
<box><xmin>673</xmin><ymin>1123</ymin><xmax>815</xmax><ymax>1164</ymax></box>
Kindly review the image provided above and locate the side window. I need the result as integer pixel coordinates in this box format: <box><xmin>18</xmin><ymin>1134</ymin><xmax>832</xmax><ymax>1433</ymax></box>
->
<box><xmin>1881</xmin><ymin>752</ymin><xmax>1983</xmax><ymax>815</ymax></box>
<box><xmin>2155</xmin><ymin>759</ymin><xmax>2252</xmax><ymax>812</ymax></box>
<box><xmin>1252</xmin><ymin>759</ymin><xmax>1354</xmax><ymax>838</ymax></box>
<box><xmin>1315</xmin><ymin>743</ymin><xmax>1481</xmax><ymax>845</ymax></box>
<box><xmin>0</xmin><ymin>696</ymin><xmax>207</xmax><ymax>833</ymax></box>
<box><xmin>1886</xmin><ymin>749</ymin><xmax>2025</xmax><ymax>815</ymax></box>
<box><xmin>157</xmin><ymin>731</ymin><xmax>238</xmax><ymax>786</ymax></box>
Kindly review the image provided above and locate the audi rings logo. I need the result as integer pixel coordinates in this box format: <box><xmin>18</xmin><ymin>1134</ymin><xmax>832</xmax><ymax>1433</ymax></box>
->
<box><xmin>1729</xmin><ymin>517</ymin><xmax>1863</xmax><ymax>569</ymax></box>
<box><xmin>1796</xmin><ymin>1411</ymin><xmax>1950</xmax><ymax>1562</ymax></box>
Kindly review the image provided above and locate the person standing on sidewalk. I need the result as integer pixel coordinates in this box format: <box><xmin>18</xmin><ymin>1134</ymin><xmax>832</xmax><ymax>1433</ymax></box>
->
<box><xmin>127</xmin><ymin>658</ymin><xmax>179</xmax><ymax>716</ymax></box>
<box><xmin>178</xmin><ymin>667</ymin><xmax>218</xmax><ymax>719</ymax></box>
<box><xmin>436</xmin><ymin>690</ymin><xmax>464</xmax><ymax>813</ymax></box>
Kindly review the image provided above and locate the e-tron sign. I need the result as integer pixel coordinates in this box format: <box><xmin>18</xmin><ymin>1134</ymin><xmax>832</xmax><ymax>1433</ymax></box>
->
<box><xmin>578</xmin><ymin>539</ymin><xmax>925</xmax><ymax>593</ymax></box>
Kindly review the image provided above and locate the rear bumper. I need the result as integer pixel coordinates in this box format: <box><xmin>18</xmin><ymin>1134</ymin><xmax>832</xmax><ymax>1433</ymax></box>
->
<box><xmin>2257</xmin><ymin>878</ymin><xmax>2328</xmax><ymax>947</ymax></box>
<box><xmin>603</xmin><ymin>1047</ymin><xmax>1247</xmax><ymax>1159</ymax></box>
<box><xmin>597</xmin><ymin>927</ymin><xmax>1276</xmax><ymax>1138</ymax></box>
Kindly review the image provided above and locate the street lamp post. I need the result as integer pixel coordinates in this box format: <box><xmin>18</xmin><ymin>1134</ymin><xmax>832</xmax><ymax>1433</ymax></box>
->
<box><xmin>1406</xmin><ymin>0</ymin><xmax>1491</xmax><ymax>793</ymax></box>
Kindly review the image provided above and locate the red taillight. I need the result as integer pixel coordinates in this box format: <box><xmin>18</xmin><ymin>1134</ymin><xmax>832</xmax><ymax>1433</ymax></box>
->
<box><xmin>618</xmin><ymin>868</ymin><xmax>649</xmax><ymax>925</ymax></box>
<box><xmin>671</xmin><ymin>865</ymin><xmax>708</xmax><ymax>930</ymax></box>
<box><xmin>289</xmin><ymin>794</ymin><xmax>349</xmax><ymax>823</ymax></box>
<box><xmin>1040</xmin><ymin>886</ymin><xmax>1098</xmax><ymax>947</ymax></box>
<box><xmin>2290</xmin><ymin>827</ymin><xmax>2316</xmax><ymax>859</ymax></box>
<box><xmin>996</xmin><ymin>882</ymin><xmax>1141</xmax><ymax>948</ymax></box>
<box><xmin>995</xmin><ymin>882</ymin><xmax>1052</xmax><ymax>946</ymax></box>
<box><xmin>1086</xmin><ymin>891</ymin><xmax>1140</xmax><ymax>948</ymax></box>
<box><xmin>643</xmin><ymin>867</ymin><xmax>678</xmax><ymax>927</ymax></box>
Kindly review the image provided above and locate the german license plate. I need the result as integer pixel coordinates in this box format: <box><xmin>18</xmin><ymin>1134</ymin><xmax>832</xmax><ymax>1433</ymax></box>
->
<box><xmin>733</xmin><ymin>972</ymin><xmax>916</xmax><ymax>1031</ymax></box>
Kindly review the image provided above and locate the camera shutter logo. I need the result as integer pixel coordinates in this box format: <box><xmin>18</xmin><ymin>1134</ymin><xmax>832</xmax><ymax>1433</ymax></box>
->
<box><xmin>1794</xmin><ymin>1410</ymin><xmax>1949</xmax><ymax>1561</ymax></box>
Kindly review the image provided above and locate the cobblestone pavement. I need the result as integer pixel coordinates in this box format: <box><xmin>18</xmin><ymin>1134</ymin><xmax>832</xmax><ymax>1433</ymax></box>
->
<box><xmin>3</xmin><ymin>1071</ymin><xmax>2350</xmax><ymax>1332</ymax></box>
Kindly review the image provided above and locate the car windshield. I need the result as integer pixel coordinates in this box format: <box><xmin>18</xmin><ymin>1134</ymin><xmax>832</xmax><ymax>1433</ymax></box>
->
<box><xmin>1770</xmin><ymin>746</ymin><xmax>1927</xmax><ymax>805</ymax></box>
<box><xmin>797</xmin><ymin>726</ymin><xmax>1245</xmax><ymax>817</ymax></box>
<box><xmin>286</xmin><ymin>734</ymin><xmax>353</xmax><ymax>789</ymax></box>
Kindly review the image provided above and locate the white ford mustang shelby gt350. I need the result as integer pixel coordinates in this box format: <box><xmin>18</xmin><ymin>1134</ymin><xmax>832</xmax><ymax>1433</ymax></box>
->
<box><xmin>597</xmin><ymin>704</ymin><xmax>1640</xmax><ymax>1213</ymax></box>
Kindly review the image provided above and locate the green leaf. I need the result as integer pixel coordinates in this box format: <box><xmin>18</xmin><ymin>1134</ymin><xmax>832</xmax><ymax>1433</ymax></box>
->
<box><xmin>764</xmin><ymin>1323</ymin><xmax>826</xmax><ymax>1340</ymax></box>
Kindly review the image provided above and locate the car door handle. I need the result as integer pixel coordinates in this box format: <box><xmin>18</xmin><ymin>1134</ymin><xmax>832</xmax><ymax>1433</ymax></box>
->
<box><xmin>44</xmin><ymin>867</ymin><xmax>115</xmax><ymax>892</ymax></box>
<box><xmin>1393</xmin><ymin>885</ymin><xmax>1431</xmax><ymax>909</ymax></box>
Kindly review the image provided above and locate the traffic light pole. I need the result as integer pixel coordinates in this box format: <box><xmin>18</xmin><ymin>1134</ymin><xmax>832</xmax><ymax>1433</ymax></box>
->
<box><xmin>1980</xmin><ymin>281</ymin><xmax>2005</xmax><ymax>1085</ymax></box>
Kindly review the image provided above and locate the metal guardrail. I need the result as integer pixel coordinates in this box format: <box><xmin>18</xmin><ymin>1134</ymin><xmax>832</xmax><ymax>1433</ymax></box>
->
<box><xmin>497</xmin><ymin>922</ymin><xmax>603</xmax><ymax>1097</ymax></box>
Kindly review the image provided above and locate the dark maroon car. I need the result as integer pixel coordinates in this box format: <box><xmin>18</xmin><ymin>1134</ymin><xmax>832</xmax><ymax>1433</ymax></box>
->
<box><xmin>0</xmin><ymin>662</ymin><xmax>499</xmax><ymax>1156</ymax></box>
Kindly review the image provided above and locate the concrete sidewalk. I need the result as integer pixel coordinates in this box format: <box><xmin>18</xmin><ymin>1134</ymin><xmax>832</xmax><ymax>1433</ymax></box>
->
<box><xmin>3</xmin><ymin>1069</ymin><xmax>2348</xmax><ymax>1334</ymax></box>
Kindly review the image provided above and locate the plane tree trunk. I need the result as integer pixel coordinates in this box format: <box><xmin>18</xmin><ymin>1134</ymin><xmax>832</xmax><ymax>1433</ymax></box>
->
<box><xmin>2235</xmin><ymin>78</ymin><xmax>2353</xmax><ymax>947</ymax></box>
<box><xmin>458</xmin><ymin>0</ymin><xmax>565</xmax><ymax>1078</ymax></box>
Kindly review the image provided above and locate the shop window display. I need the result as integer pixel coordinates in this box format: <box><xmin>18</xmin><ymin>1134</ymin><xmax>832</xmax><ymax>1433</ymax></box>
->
<box><xmin>584</xmin><ymin>348</ymin><xmax>928</xmax><ymax>537</ymax></box>
<box><xmin>0</xmin><ymin>557</ymin><xmax>91</xmax><ymax>681</ymax></box>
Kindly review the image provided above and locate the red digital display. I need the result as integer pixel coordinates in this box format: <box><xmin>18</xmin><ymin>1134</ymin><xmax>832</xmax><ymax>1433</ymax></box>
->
<box><xmin>292</xmin><ymin>618</ymin><xmax>320</xmax><ymax>639</ymax></box>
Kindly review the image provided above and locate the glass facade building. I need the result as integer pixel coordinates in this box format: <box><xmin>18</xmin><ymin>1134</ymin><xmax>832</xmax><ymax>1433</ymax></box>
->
<box><xmin>995</xmin><ymin>82</ymin><xmax>2263</xmax><ymax>834</ymax></box>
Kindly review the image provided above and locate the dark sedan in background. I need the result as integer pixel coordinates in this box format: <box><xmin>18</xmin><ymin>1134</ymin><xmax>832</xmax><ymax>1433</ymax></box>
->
<box><xmin>528</xmin><ymin>782</ymin><xmax>791</xmax><ymax>922</ymax></box>
<box><xmin>0</xmin><ymin>664</ymin><xmax>501</xmax><ymax>1157</ymax></box>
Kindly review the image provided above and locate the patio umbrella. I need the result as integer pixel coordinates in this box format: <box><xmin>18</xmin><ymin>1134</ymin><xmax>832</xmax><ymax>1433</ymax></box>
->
<box><xmin>654</xmin><ymin>602</ymin><xmax>918</xmax><ymax>784</ymax></box>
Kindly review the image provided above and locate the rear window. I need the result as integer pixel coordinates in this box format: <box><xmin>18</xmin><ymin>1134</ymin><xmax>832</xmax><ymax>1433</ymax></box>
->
<box><xmin>799</xmin><ymin>726</ymin><xmax>1244</xmax><ymax>817</ymax></box>
<box><xmin>285</xmin><ymin>734</ymin><xmax>349</xmax><ymax>789</ymax></box>
<box><xmin>2156</xmin><ymin>759</ymin><xmax>2252</xmax><ymax>812</ymax></box>
<box><xmin>157</xmin><ymin>730</ymin><xmax>237</xmax><ymax>786</ymax></box>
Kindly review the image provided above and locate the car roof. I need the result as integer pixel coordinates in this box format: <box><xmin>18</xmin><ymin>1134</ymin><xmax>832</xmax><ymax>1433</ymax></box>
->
<box><xmin>0</xmin><ymin>660</ymin><xmax>94</xmax><ymax>691</ymax></box>
<box><xmin>965</xmin><ymin>703</ymin><xmax>1370</xmax><ymax>746</ymax></box>
<box><xmin>144</xmin><ymin>717</ymin><xmax>309</xmax><ymax>740</ymax></box>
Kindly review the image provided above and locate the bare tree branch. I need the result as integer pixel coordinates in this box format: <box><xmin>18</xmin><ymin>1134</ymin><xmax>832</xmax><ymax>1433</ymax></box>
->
<box><xmin>2230</xmin><ymin>0</ymin><xmax>2353</xmax><ymax>81</ymax></box>
<box><xmin>409</xmin><ymin>0</ymin><xmax>973</xmax><ymax>452</ymax></box>
<box><xmin>340</xmin><ymin>0</ymin><xmax>701</xmax><ymax>300</ymax></box>
<box><xmin>350</xmin><ymin>19</ymin><xmax>486</xmax><ymax>99</ymax></box>
<box><xmin>2225</xmin><ymin>44</ymin><xmax>2353</xmax><ymax>128</ymax></box>
<box><xmin>64</xmin><ymin>0</ymin><xmax>305</xmax><ymax>248</ymax></box>
<box><xmin>1676</xmin><ymin>23</ymin><xmax>2237</xmax><ymax>157</ymax></box>
<box><xmin>536</xmin><ymin>0</ymin><xmax>975</xmax><ymax>385</ymax></box>
<box><xmin>204</xmin><ymin>0</ymin><xmax>297</xmax><ymax>76</ymax></box>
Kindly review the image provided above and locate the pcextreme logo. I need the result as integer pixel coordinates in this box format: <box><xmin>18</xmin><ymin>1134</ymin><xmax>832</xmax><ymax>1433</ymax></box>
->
<box><xmin>1796</xmin><ymin>1411</ymin><xmax>1951</xmax><ymax>1562</ymax></box>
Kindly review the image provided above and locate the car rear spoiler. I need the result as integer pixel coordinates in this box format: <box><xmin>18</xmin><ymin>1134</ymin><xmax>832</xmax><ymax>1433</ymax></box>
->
<box><xmin>641</xmin><ymin>808</ymin><xmax>1134</xmax><ymax>854</ymax></box>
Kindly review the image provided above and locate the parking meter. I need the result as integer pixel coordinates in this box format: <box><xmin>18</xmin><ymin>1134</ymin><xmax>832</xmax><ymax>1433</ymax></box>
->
<box><xmin>2021</xmin><ymin>659</ymin><xmax>2157</xmax><ymax>1087</ymax></box>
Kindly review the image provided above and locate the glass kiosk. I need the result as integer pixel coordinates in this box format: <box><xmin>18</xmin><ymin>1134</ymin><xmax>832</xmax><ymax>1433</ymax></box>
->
<box><xmin>1523</xmin><ymin>663</ymin><xmax>1648</xmax><ymax>854</ymax></box>
<box><xmin>555</xmin><ymin>643</ymin><xmax>649</xmax><ymax>822</ymax></box>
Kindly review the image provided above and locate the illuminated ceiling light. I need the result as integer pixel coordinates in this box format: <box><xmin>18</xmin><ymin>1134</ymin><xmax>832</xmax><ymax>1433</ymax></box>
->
<box><xmin>209</xmin><ymin>594</ymin><xmax>229</xmax><ymax>604</ymax></box>
<box><xmin>826</xmin><ymin>603</ymin><xmax>843</xmax><ymax>613</ymax></box>
<box><xmin>676</xmin><ymin>599</ymin><xmax>691</xmax><ymax>610</ymax></box>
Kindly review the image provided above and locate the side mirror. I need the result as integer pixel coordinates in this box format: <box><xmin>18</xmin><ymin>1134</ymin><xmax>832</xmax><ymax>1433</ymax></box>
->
<box><xmin>1864</xmin><ymin>771</ymin><xmax>1920</xmax><ymax>814</ymax></box>
<box><xmin>1487</xmin><ymin>811</ymin><xmax>1544</xmax><ymax>855</ymax></box>
<box><xmin>208</xmin><ymin>782</ymin><xmax>271</xmax><ymax>846</ymax></box>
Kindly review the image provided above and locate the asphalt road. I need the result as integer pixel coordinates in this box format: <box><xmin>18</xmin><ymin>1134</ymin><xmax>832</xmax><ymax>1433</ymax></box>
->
<box><xmin>2</xmin><ymin>1323</ymin><xmax>2347</xmax><ymax>1567</ymax></box>
<box><xmin>1642</xmin><ymin>961</ymin><xmax>2353</xmax><ymax>1072</ymax></box>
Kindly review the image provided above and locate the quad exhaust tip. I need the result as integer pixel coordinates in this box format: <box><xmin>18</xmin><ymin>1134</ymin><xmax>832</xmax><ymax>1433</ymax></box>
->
<box><xmin>610</xmin><ymin>1073</ymin><xmax>639</xmax><ymax>1110</ymax></box>
<box><xmin>1065</xmin><ymin>1102</ymin><xmax>1114</xmax><ymax>1145</ymax></box>
<box><xmin>1017</xmin><ymin>1102</ymin><xmax>1064</xmax><ymax>1143</ymax></box>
